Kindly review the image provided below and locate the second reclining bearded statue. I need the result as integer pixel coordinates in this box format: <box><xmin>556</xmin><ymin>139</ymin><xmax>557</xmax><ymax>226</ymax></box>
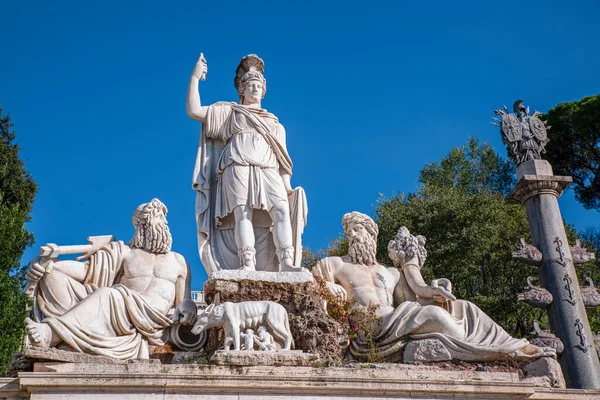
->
<box><xmin>22</xmin><ymin>199</ymin><xmax>197</xmax><ymax>360</ymax></box>
<box><xmin>313</xmin><ymin>212</ymin><xmax>556</xmax><ymax>362</ymax></box>
<box><xmin>186</xmin><ymin>53</ymin><xmax>307</xmax><ymax>273</ymax></box>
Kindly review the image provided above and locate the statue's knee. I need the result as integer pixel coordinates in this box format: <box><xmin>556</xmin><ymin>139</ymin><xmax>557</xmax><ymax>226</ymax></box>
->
<box><xmin>43</xmin><ymin>270</ymin><xmax>71</xmax><ymax>288</ymax></box>
<box><xmin>423</xmin><ymin>306</ymin><xmax>450</xmax><ymax>324</ymax></box>
<box><xmin>271</xmin><ymin>201</ymin><xmax>289</xmax><ymax>221</ymax></box>
<box><xmin>233</xmin><ymin>205</ymin><xmax>252</xmax><ymax>221</ymax></box>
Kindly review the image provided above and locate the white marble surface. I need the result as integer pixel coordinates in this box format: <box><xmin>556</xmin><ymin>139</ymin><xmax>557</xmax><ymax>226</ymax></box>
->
<box><xmin>314</xmin><ymin>212</ymin><xmax>555</xmax><ymax>362</ymax></box>
<box><xmin>403</xmin><ymin>338</ymin><xmax>452</xmax><ymax>363</ymax></box>
<box><xmin>12</xmin><ymin>362</ymin><xmax>596</xmax><ymax>400</ymax></box>
<box><xmin>187</xmin><ymin>54</ymin><xmax>307</xmax><ymax>274</ymax></box>
<box><xmin>210</xmin><ymin>350</ymin><xmax>318</xmax><ymax>366</ymax></box>
<box><xmin>192</xmin><ymin>301</ymin><xmax>293</xmax><ymax>351</ymax></box>
<box><xmin>210</xmin><ymin>268</ymin><xmax>314</xmax><ymax>283</ymax></box>
<box><xmin>23</xmin><ymin>199</ymin><xmax>196</xmax><ymax>360</ymax></box>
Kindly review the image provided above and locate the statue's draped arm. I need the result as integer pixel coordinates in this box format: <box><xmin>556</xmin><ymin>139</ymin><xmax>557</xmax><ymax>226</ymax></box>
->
<box><xmin>83</xmin><ymin>241</ymin><xmax>127</xmax><ymax>290</ymax></box>
<box><xmin>313</xmin><ymin>258</ymin><xmax>337</xmax><ymax>283</ymax></box>
<box><xmin>192</xmin><ymin>103</ymin><xmax>234</xmax><ymax>273</ymax></box>
<box><xmin>313</xmin><ymin>257</ymin><xmax>348</xmax><ymax>300</ymax></box>
<box><xmin>34</xmin><ymin>241</ymin><xmax>127</xmax><ymax>321</ymax></box>
<box><xmin>51</xmin><ymin>260</ymin><xmax>90</xmax><ymax>282</ymax></box>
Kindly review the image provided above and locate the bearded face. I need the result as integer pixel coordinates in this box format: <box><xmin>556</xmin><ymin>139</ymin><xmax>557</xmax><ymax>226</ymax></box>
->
<box><xmin>347</xmin><ymin>223</ymin><xmax>377</xmax><ymax>266</ymax></box>
<box><xmin>129</xmin><ymin>199</ymin><xmax>172</xmax><ymax>254</ymax></box>
<box><xmin>132</xmin><ymin>219</ymin><xmax>172</xmax><ymax>254</ymax></box>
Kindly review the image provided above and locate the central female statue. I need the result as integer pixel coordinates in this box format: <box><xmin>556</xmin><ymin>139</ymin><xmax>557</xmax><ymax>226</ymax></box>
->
<box><xmin>186</xmin><ymin>54</ymin><xmax>306</xmax><ymax>273</ymax></box>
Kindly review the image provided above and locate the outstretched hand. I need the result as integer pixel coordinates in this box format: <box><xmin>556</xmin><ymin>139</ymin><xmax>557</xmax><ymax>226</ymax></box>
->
<box><xmin>431</xmin><ymin>278</ymin><xmax>456</xmax><ymax>303</ymax></box>
<box><xmin>172</xmin><ymin>299</ymin><xmax>198</xmax><ymax>325</ymax></box>
<box><xmin>327</xmin><ymin>282</ymin><xmax>347</xmax><ymax>301</ymax></box>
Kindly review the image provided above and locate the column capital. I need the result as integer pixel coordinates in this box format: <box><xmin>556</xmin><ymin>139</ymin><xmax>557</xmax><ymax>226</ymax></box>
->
<box><xmin>508</xmin><ymin>175</ymin><xmax>572</xmax><ymax>204</ymax></box>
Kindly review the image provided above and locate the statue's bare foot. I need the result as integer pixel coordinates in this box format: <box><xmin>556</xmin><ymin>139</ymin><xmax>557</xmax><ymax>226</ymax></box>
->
<box><xmin>279</xmin><ymin>258</ymin><xmax>300</xmax><ymax>272</ymax></box>
<box><xmin>511</xmin><ymin>344</ymin><xmax>556</xmax><ymax>359</ymax></box>
<box><xmin>25</xmin><ymin>317</ymin><xmax>53</xmax><ymax>349</ymax></box>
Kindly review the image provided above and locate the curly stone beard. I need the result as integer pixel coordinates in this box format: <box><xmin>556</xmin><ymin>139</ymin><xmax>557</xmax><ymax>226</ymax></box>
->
<box><xmin>348</xmin><ymin>234</ymin><xmax>377</xmax><ymax>266</ymax></box>
<box><xmin>130</xmin><ymin>221</ymin><xmax>172</xmax><ymax>254</ymax></box>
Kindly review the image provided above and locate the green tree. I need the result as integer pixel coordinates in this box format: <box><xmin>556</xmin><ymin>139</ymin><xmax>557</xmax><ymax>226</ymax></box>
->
<box><xmin>0</xmin><ymin>107</ymin><xmax>36</xmax><ymax>375</ymax></box>
<box><xmin>544</xmin><ymin>94</ymin><xmax>600</xmax><ymax>211</ymax></box>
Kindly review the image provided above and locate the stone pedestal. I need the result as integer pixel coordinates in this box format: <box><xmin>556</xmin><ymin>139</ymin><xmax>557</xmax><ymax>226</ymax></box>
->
<box><xmin>5</xmin><ymin>361</ymin><xmax>599</xmax><ymax>400</ymax></box>
<box><xmin>210</xmin><ymin>350</ymin><xmax>319</xmax><ymax>366</ymax></box>
<box><xmin>403</xmin><ymin>339</ymin><xmax>452</xmax><ymax>363</ymax></box>
<box><xmin>203</xmin><ymin>270</ymin><xmax>342</xmax><ymax>363</ymax></box>
<box><xmin>509</xmin><ymin>160</ymin><xmax>600</xmax><ymax>389</ymax></box>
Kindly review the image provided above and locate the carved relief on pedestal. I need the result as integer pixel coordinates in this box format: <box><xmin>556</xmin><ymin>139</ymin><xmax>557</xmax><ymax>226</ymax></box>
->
<box><xmin>191</xmin><ymin>301</ymin><xmax>293</xmax><ymax>351</ymax></box>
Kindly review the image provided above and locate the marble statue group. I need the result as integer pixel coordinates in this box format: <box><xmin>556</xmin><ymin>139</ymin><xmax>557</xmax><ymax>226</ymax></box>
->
<box><xmin>314</xmin><ymin>212</ymin><xmax>553</xmax><ymax>361</ymax></box>
<box><xmin>24</xmin><ymin>199</ymin><xmax>197</xmax><ymax>359</ymax></box>
<box><xmin>21</xmin><ymin>52</ymin><xmax>558</xmax><ymax>366</ymax></box>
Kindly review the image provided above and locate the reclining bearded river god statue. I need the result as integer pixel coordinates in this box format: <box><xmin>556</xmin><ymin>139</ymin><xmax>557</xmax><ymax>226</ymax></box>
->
<box><xmin>313</xmin><ymin>212</ymin><xmax>556</xmax><ymax>362</ymax></box>
<box><xmin>22</xmin><ymin>199</ymin><xmax>197</xmax><ymax>360</ymax></box>
<box><xmin>186</xmin><ymin>53</ymin><xmax>307</xmax><ymax>274</ymax></box>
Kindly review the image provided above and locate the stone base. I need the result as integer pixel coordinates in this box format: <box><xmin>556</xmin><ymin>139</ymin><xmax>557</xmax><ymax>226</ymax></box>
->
<box><xmin>209</xmin><ymin>268</ymin><xmax>314</xmax><ymax>283</ymax></box>
<box><xmin>516</xmin><ymin>159</ymin><xmax>554</xmax><ymax>180</ymax></box>
<box><xmin>210</xmin><ymin>350</ymin><xmax>319</xmax><ymax>366</ymax></box>
<box><xmin>7</xmin><ymin>361</ymin><xmax>599</xmax><ymax>400</ymax></box>
<box><xmin>204</xmin><ymin>273</ymin><xmax>342</xmax><ymax>363</ymax></box>
<box><xmin>22</xmin><ymin>348</ymin><xmax>139</xmax><ymax>365</ymax></box>
<box><xmin>522</xmin><ymin>357</ymin><xmax>566</xmax><ymax>389</ymax></box>
<box><xmin>403</xmin><ymin>338</ymin><xmax>452</xmax><ymax>362</ymax></box>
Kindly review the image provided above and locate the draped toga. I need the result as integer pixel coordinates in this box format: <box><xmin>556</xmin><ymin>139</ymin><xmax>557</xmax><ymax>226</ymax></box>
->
<box><xmin>33</xmin><ymin>241</ymin><xmax>173</xmax><ymax>360</ymax></box>
<box><xmin>192</xmin><ymin>102</ymin><xmax>307</xmax><ymax>273</ymax></box>
<box><xmin>314</xmin><ymin>257</ymin><xmax>530</xmax><ymax>362</ymax></box>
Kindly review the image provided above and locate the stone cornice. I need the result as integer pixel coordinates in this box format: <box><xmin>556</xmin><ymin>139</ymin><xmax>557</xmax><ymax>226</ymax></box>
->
<box><xmin>13</xmin><ymin>362</ymin><xmax>600</xmax><ymax>399</ymax></box>
<box><xmin>508</xmin><ymin>175</ymin><xmax>572</xmax><ymax>205</ymax></box>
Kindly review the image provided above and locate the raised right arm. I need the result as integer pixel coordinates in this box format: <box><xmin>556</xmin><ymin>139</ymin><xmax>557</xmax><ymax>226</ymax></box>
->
<box><xmin>186</xmin><ymin>53</ymin><xmax>209</xmax><ymax>123</ymax></box>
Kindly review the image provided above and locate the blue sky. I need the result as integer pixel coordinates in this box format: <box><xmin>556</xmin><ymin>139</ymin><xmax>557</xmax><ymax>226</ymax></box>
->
<box><xmin>2</xmin><ymin>1</ymin><xmax>600</xmax><ymax>289</ymax></box>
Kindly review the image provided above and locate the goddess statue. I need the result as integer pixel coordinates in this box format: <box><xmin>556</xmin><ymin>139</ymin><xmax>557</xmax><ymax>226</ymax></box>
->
<box><xmin>186</xmin><ymin>54</ymin><xmax>307</xmax><ymax>273</ymax></box>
